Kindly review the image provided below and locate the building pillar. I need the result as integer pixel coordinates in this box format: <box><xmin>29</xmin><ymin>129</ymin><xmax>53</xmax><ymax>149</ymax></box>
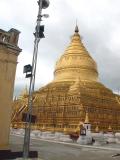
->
<box><xmin>0</xmin><ymin>28</ymin><xmax>21</xmax><ymax>150</ymax></box>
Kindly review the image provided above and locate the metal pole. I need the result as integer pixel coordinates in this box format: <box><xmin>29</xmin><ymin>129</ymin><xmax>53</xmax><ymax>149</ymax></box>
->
<box><xmin>23</xmin><ymin>0</ymin><xmax>43</xmax><ymax>158</ymax></box>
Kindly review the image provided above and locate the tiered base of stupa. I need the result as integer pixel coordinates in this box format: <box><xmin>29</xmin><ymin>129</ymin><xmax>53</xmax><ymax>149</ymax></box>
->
<box><xmin>12</xmin><ymin>80</ymin><xmax>120</xmax><ymax>133</ymax></box>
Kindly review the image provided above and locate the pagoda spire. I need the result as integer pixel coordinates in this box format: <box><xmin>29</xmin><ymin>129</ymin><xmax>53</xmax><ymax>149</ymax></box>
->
<box><xmin>75</xmin><ymin>22</ymin><xmax>79</xmax><ymax>33</ymax></box>
<box><xmin>54</xmin><ymin>23</ymin><xmax>98</xmax><ymax>82</ymax></box>
<box><xmin>84</xmin><ymin>111</ymin><xmax>89</xmax><ymax>124</ymax></box>
<box><xmin>95</xmin><ymin>125</ymin><xmax>99</xmax><ymax>133</ymax></box>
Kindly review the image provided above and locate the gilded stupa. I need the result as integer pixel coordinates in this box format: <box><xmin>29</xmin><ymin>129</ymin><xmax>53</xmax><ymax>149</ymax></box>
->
<box><xmin>12</xmin><ymin>25</ymin><xmax>120</xmax><ymax>133</ymax></box>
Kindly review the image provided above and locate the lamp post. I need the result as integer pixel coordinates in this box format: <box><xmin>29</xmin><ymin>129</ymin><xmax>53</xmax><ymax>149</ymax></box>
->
<box><xmin>23</xmin><ymin>0</ymin><xmax>49</xmax><ymax>158</ymax></box>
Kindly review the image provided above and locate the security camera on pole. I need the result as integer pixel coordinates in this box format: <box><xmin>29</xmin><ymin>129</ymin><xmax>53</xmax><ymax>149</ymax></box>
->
<box><xmin>23</xmin><ymin>0</ymin><xmax>50</xmax><ymax>158</ymax></box>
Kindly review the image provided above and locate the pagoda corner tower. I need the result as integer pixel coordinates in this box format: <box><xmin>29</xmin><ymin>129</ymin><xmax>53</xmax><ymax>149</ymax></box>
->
<box><xmin>0</xmin><ymin>28</ymin><xmax>21</xmax><ymax>150</ymax></box>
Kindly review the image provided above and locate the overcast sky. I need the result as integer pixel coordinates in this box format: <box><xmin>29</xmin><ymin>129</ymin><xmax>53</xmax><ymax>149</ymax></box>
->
<box><xmin>0</xmin><ymin>0</ymin><xmax>120</xmax><ymax>96</ymax></box>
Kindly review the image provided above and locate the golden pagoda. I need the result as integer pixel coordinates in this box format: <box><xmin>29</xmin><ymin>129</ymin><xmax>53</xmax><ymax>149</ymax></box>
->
<box><xmin>12</xmin><ymin>25</ymin><xmax>120</xmax><ymax>133</ymax></box>
<box><xmin>95</xmin><ymin>126</ymin><xmax>99</xmax><ymax>133</ymax></box>
<box><xmin>84</xmin><ymin>112</ymin><xmax>89</xmax><ymax>124</ymax></box>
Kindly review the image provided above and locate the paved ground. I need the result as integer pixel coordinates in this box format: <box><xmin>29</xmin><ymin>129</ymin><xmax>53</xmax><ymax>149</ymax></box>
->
<box><xmin>10</xmin><ymin>135</ymin><xmax>120</xmax><ymax>160</ymax></box>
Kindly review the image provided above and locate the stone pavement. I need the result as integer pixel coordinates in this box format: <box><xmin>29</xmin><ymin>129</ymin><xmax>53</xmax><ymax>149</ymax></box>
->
<box><xmin>10</xmin><ymin>135</ymin><xmax>120</xmax><ymax>160</ymax></box>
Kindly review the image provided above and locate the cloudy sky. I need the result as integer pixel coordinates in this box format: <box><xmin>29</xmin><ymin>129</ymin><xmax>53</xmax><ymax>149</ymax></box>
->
<box><xmin>0</xmin><ymin>0</ymin><xmax>120</xmax><ymax>96</ymax></box>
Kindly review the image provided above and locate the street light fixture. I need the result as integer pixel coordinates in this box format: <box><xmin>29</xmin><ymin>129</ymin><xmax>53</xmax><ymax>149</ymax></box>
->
<box><xmin>23</xmin><ymin>64</ymin><xmax>32</xmax><ymax>78</ymax></box>
<box><xmin>41</xmin><ymin>0</ymin><xmax>50</xmax><ymax>9</ymax></box>
<box><xmin>42</xmin><ymin>14</ymin><xmax>49</xmax><ymax>18</ymax></box>
<box><xmin>23</xmin><ymin>0</ymin><xmax>49</xmax><ymax>158</ymax></box>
